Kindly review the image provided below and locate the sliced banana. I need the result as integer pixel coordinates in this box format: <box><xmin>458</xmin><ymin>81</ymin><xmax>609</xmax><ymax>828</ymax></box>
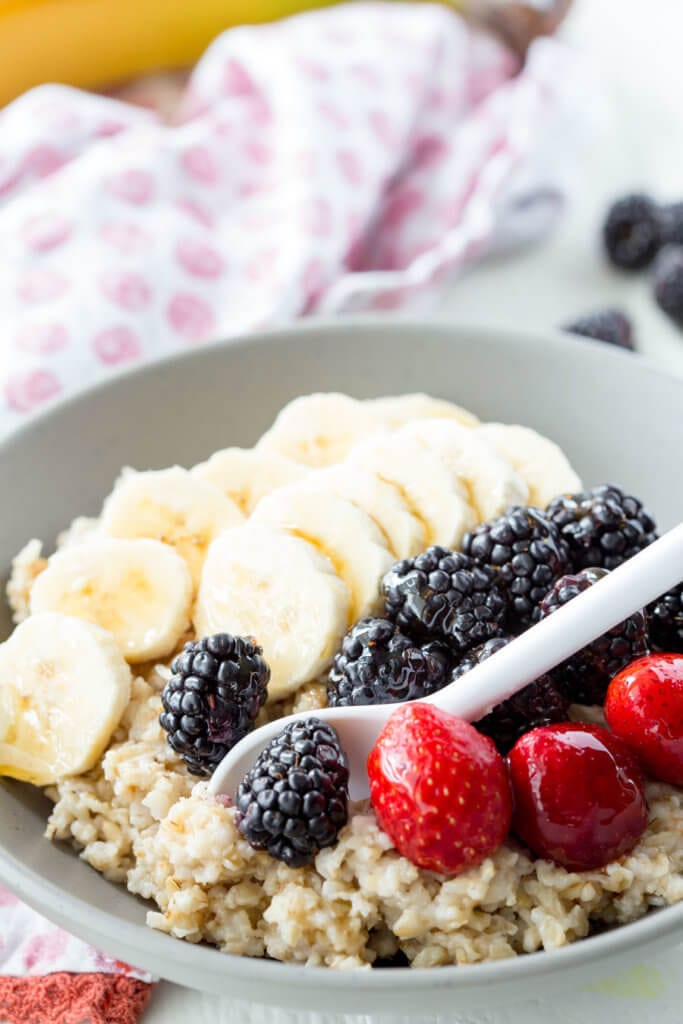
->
<box><xmin>0</xmin><ymin>613</ymin><xmax>131</xmax><ymax>786</ymax></box>
<box><xmin>256</xmin><ymin>392</ymin><xmax>380</xmax><ymax>468</ymax></box>
<box><xmin>477</xmin><ymin>423</ymin><xmax>582</xmax><ymax>508</ymax></box>
<box><xmin>195</xmin><ymin>525</ymin><xmax>349</xmax><ymax>700</ymax></box>
<box><xmin>30</xmin><ymin>538</ymin><xmax>193</xmax><ymax>664</ymax></box>
<box><xmin>400</xmin><ymin>419</ymin><xmax>529</xmax><ymax>523</ymax></box>
<box><xmin>252</xmin><ymin>484</ymin><xmax>394</xmax><ymax>621</ymax></box>
<box><xmin>347</xmin><ymin>432</ymin><xmax>475</xmax><ymax>549</ymax></box>
<box><xmin>367</xmin><ymin>393</ymin><xmax>480</xmax><ymax>429</ymax></box>
<box><xmin>307</xmin><ymin>465</ymin><xmax>426</xmax><ymax>559</ymax></box>
<box><xmin>100</xmin><ymin>466</ymin><xmax>243</xmax><ymax>587</ymax></box>
<box><xmin>191</xmin><ymin>447</ymin><xmax>305</xmax><ymax>515</ymax></box>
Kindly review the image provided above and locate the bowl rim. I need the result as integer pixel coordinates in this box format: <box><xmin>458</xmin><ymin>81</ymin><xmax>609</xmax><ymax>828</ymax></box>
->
<box><xmin>2</xmin><ymin>315</ymin><xmax>683</xmax><ymax>992</ymax></box>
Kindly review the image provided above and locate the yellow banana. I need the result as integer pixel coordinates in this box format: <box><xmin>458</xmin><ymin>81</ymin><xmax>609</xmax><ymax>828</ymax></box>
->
<box><xmin>0</xmin><ymin>1</ymin><xmax>470</xmax><ymax>108</ymax></box>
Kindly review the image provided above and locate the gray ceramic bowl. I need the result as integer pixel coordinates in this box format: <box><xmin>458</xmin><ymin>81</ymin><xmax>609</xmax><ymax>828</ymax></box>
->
<box><xmin>1</xmin><ymin>320</ymin><xmax>682</xmax><ymax>1019</ymax></box>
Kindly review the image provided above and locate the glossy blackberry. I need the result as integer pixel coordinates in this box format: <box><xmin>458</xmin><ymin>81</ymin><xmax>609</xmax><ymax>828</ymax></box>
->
<box><xmin>160</xmin><ymin>634</ymin><xmax>269</xmax><ymax>776</ymax></box>
<box><xmin>658</xmin><ymin>203</ymin><xmax>683</xmax><ymax>247</ymax></box>
<box><xmin>563</xmin><ymin>309</ymin><xmax>634</xmax><ymax>351</ymax></box>
<box><xmin>451</xmin><ymin>637</ymin><xmax>570</xmax><ymax>754</ymax></box>
<box><xmin>653</xmin><ymin>245</ymin><xmax>683</xmax><ymax>326</ymax></box>
<box><xmin>327</xmin><ymin>617</ymin><xmax>450</xmax><ymax>707</ymax></box>
<box><xmin>603</xmin><ymin>193</ymin><xmax>660</xmax><ymax>270</ymax></box>
<box><xmin>382</xmin><ymin>547</ymin><xmax>507</xmax><ymax>655</ymax></box>
<box><xmin>547</xmin><ymin>484</ymin><xmax>657</xmax><ymax>572</ymax></box>
<box><xmin>648</xmin><ymin>582</ymin><xmax>683</xmax><ymax>653</ymax></box>
<box><xmin>235</xmin><ymin>717</ymin><xmax>349</xmax><ymax>868</ymax></box>
<box><xmin>537</xmin><ymin>568</ymin><xmax>650</xmax><ymax>705</ymax></box>
<box><xmin>461</xmin><ymin>506</ymin><xmax>570</xmax><ymax>629</ymax></box>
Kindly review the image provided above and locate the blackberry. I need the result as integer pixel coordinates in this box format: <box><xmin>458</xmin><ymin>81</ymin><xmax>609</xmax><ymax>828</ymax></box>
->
<box><xmin>327</xmin><ymin>617</ymin><xmax>450</xmax><ymax>707</ymax></box>
<box><xmin>236</xmin><ymin>717</ymin><xmax>349</xmax><ymax>868</ymax></box>
<box><xmin>160</xmin><ymin>634</ymin><xmax>269</xmax><ymax>776</ymax></box>
<box><xmin>648</xmin><ymin>582</ymin><xmax>683</xmax><ymax>653</ymax></box>
<box><xmin>547</xmin><ymin>484</ymin><xmax>657</xmax><ymax>572</ymax></box>
<box><xmin>382</xmin><ymin>547</ymin><xmax>506</xmax><ymax>655</ymax></box>
<box><xmin>653</xmin><ymin>245</ymin><xmax>683</xmax><ymax>326</ymax></box>
<box><xmin>603</xmin><ymin>193</ymin><xmax>660</xmax><ymax>270</ymax></box>
<box><xmin>451</xmin><ymin>637</ymin><xmax>570</xmax><ymax>754</ymax></box>
<box><xmin>658</xmin><ymin>202</ymin><xmax>683</xmax><ymax>247</ymax></box>
<box><xmin>537</xmin><ymin>568</ymin><xmax>650</xmax><ymax>705</ymax></box>
<box><xmin>563</xmin><ymin>309</ymin><xmax>634</xmax><ymax>351</ymax></box>
<box><xmin>462</xmin><ymin>506</ymin><xmax>570</xmax><ymax>629</ymax></box>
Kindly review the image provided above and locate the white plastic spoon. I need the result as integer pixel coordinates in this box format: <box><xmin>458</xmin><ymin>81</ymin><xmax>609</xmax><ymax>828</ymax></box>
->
<box><xmin>209</xmin><ymin>523</ymin><xmax>683</xmax><ymax>800</ymax></box>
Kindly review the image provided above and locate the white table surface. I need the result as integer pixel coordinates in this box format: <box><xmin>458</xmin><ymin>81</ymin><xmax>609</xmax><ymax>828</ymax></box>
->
<box><xmin>3</xmin><ymin>1</ymin><xmax>683</xmax><ymax>1022</ymax></box>
<box><xmin>143</xmin><ymin>2</ymin><xmax>683</xmax><ymax>1021</ymax></box>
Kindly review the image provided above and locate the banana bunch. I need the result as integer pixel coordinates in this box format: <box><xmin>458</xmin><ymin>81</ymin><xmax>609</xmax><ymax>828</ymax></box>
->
<box><xmin>1</xmin><ymin>0</ymin><xmax>465</xmax><ymax>107</ymax></box>
<box><xmin>0</xmin><ymin>391</ymin><xmax>581</xmax><ymax>785</ymax></box>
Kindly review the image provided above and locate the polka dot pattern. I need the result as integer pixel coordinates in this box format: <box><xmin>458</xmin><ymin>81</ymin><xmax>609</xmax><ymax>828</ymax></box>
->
<box><xmin>0</xmin><ymin>1</ymin><xmax>573</xmax><ymax>427</ymax></box>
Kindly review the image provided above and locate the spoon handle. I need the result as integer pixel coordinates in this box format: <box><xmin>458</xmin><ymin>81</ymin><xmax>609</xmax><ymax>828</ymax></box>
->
<box><xmin>427</xmin><ymin>523</ymin><xmax>683</xmax><ymax>723</ymax></box>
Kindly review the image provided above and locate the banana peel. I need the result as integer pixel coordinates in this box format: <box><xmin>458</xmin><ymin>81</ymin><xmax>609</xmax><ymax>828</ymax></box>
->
<box><xmin>0</xmin><ymin>0</ymin><xmax>465</xmax><ymax>107</ymax></box>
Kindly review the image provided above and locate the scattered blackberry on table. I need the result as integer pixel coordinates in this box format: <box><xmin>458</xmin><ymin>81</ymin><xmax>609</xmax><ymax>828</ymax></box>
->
<box><xmin>648</xmin><ymin>583</ymin><xmax>683</xmax><ymax>653</ymax></box>
<box><xmin>327</xmin><ymin>617</ymin><xmax>450</xmax><ymax>707</ymax></box>
<box><xmin>382</xmin><ymin>547</ymin><xmax>507</xmax><ymax>655</ymax></box>
<box><xmin>236</xmin><ymin>717</ymin><xmax>349</xmax><ymax>868</ymax></box>
<box><xmin>160</xmin><ymin>633</ymin><xmax>269</xmax><ymax>777</ymax></box>
<box><xmin>461</xmin><ymin>506</ymin><xmax>570</xmax><ymax>630</ymax></box>
<box><xmin>537</xmin><ymin>568</ymin><xmax>649</xmax><ymax>705</ymax></box>
<box><xmin>547</xmin><ymin>484</ymin><xmax>657</xmax><ymax>572</ymax></box>
<box><xmin>653</xmin><ymin>245</ymin><xmax>683</xmax><ymax>326</ymax></box>
<box><xmin>451</xmin><ymin>636</ymin><xmax>570</xmax><ymax>754</ymax></box>
<box><xmin>603</xmin><ymin>193</ymin><xmax>661</xmax><ymax>271</ymax></box>
<box><xmin>563</xmin><ymin>309</ymin><xmax>634</xmax><ymax>351</ymax></box>
<box><xmin>658</xmin><ymin>202</ymin><xmax>683</xmax><ymax>247</ymax></box>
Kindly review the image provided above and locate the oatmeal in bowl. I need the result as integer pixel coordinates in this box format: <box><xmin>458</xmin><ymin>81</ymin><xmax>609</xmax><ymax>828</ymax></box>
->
<box><xmin>2</xmin><ymin>385</ymin><xmax>683</xmax><ymax>975</ymax></box>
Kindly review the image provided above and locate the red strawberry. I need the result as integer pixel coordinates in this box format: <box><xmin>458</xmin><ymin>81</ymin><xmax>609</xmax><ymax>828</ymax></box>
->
<box><xmin>367</xmin><ymin>702</ymin><xmax>512</xmax><ymax>875</ymax></box>
<box><xmin>605</xmin><ymin>652</ymin><xmax>683</xmax><ymax>786</ymax></box>
<box><xmin>507</xmin><ymin>723</ymin><xmax>648</xmax><ymax>871</ymax></box>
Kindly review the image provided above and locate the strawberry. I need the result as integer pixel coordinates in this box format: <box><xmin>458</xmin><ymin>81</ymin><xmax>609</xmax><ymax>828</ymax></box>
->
<box><xmin>605</xmin><ymin>652</ymin><xmax>683</xmax><ymax>786</ymax></box>
<box><xmin>366</xmin><ymin>703</ymin><xmax>512</xmax><ymax>875</ymax></box>
<box><xmin>507</xmin><ymin>723</ymin><xmax>648</xmax><ymax>871</ymax></box>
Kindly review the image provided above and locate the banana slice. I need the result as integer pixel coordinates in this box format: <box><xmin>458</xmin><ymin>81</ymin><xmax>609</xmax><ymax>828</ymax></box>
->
<box><xmin>400</xmin><ymin>419</ymin><xmax>529</xmax><ymax>523</ymax></box>
<box><xmin>307</xmin><ymin>465</ymin><xmax>426</xmax><ymax>559</ymax></box>
<box><xmin>252</xmin><ymin>484</ymin><xmax>394</xmax><ymax>621</ymax></box>
<box><xmin>347</xmin><ymin>432</ymin><xmax>475</xmax><ymax>549</ymax></box>
<box><xmin>477</xmin><ymin>423</ymin><xmax>582</xmax><ymax>508</ymax></box>
<box><xmin>191</xmin><ymin>447</ymin><xmax>305</xmax><ymax>515</ymax></box>
<box><xmin>100</xmin><ymin>466</ymin><xmax>243</xmax><ymax>587</ymax></box>
<box><xmin>195</xmin><ymin>525</ymin><xmax>349</xmax><ymax>700</ymax></box>
<box><xmin>256</xmin><ymin>393</ymin><xmax>380</xmax><ymax>468</ymax></box>
<box><xmin>30</xmin><ymin>538</ymin><xmax>193</xmax><ymax>664</ymax></box>
<box><xmin>0</xmin><ymin>613</ymin><xmax>131</xmax><ymax>785</ymax></box>
<box><xmin>367</xmin><ymin>393</ymin><xmax>480</xmax><ymax>430</ymax></box>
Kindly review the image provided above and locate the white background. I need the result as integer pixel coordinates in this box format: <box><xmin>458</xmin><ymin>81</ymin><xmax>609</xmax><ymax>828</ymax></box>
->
<box><xmin>143</xmin><ymin>1</ymin><xmax>683</xmax><ymax>1021</ymax></box>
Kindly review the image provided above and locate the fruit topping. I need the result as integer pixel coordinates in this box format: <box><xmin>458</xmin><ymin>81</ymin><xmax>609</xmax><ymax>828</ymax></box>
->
<box><xmin>160</xmin><ymin>633</ymin><xmax>269</xmax><ymax>777</ymax></box>
<box><xmin>382</xmin><ymin>547</ymin><xmax>507</xmax><ymax>654</ymax></box>
<box><xmin>648</xmin><ymin>582</ymin><xmax>683</xmax><ymax>653</ymax></box>
<box><xmin>236</xmin><ymin>717</ymin><xmax>349</xmax><ymax>867</ymax></box>
<box><xmin>327</xmin><ymin>617</ymin><xmax>450</xmax><ymax>707</ymax></box>
<box><xmin>507</xmin><ymin>722</ymin><xmax>648</xmax><ymax>871</ymax></box>
<box><xmin>536</xmin><ymin>567</ymin><xmax>649</xmax><ymax>705</ymax></box>
<box><xmin>605</xmin><ymin>653</ymin><xmax>683</xmax><ymax>786</ymax></box>
<box><xmin>547</xmin><ymin>484</ymin><xmax>657</xmax><ymax>572</ymax></box>
<box><xmin>450</xmin><ymin>636</ymin><xmax>570</xmax><ymax>753</ymax></box>
<box><xmin>462</xmin><ymin>506</ymin><xmax>570</xmax><ymax>629</ymax></box>
<box><xmin>367</xmin><ymin>703</ymin><xmax>512</xmax><ymax>875</ymax></box>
